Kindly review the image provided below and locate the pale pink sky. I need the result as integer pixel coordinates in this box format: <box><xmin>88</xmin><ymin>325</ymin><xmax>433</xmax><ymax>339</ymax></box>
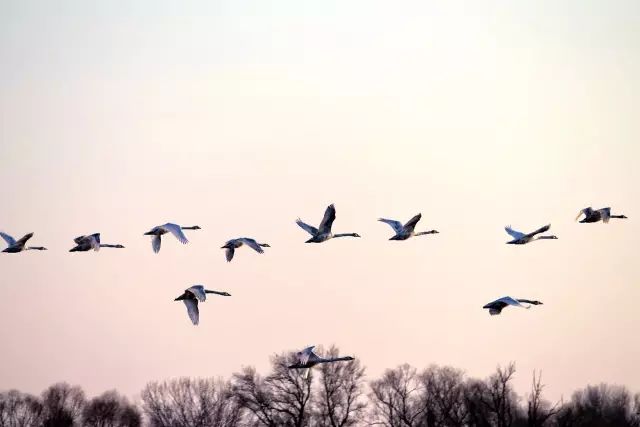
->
<box><xmin>1</xmin><ymin>0</ymin><xmax>639</xmax><ymax>402</ymax></box>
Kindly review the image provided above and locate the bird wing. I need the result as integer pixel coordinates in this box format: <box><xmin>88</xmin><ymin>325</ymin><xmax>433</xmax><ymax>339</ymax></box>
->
<box><xmin>575</xmin><ymin>207</ymin><xmax>592</xmax><ymax>221</ymax></box>
<box><xmin>152</xmin><ymin>235</ymin><xmax>162</xmax><ymax>253</ymax></box>
<box><xmin>403</xmin><ymin>213</ymin><xmax>422</xmax><ymax>232</ymax></box>
<box><xmin>378</xmin><ymin>218</ymin><xmax>404</xmax><ymax>234</ymax></box>
<box><xmin>239</xmin><ymin>238</ymin><xmax>264</xmax><ymax>254</ymax></box>
<box><xmin>225</xmin><ymin>247</ymin><xmax>235</xmax><ymax>262</ymax></box>
<box><xmin>525</xmin><ymin>224</ymin><xmax>551</xmax><ymax>238</ymax></box>
<box><xmin>89</xmin><ymin>233</ymin><xmax>101</xmax><ymax>251</ymax></box>
<box><xmin>0</xmin><ymin>232</ymin><xmax>16</xmax><ymax>246</ymax></box>
<box><xmin>598</xmin><ymin>207</ymin><xmax>611</xmax><ymax>223</ymax></box>
<box><xmin>183</xmin><ymin>299</ymin><xmax>199</xmax><ymax>325</ymax></box>
<box><xmin>296</xmin><ymin>219</ymin><xmax>319</xmax><ymax>236</ymax></box>
<box><xmin>504</xmin><ymin>226</ymin><xmax>525</xmax><ymax>240</ymax></box>
<box><xmin>298</xmin><ymin>346</ymin><xmax>315</xmax><ymax>365</ymax></box>
<box><xmin>13</xmin><ymin>233</ymin><xmax>33</xmax><ymax>247</ymax></box>
<box><xmin>161</xmin><ymin>223</ymin><xmax>189</xmax><ymax>244</ymax></box>
<box><xmin>499</xmin><ymin>296</ymin><xmax>527</xmax><ymax>308</ymax></box>
<box><xmin>318</xmin><ymin>204</ymin><xmax>336</xmax><ymax>234</ymax></box>
<box><xmin>187</xmin><ymin>285</ymin><xmax>207</xmax><ymax>302</ymax></box>
<box><xmin>73</xmin><ymin>235</ymin><xmax>87</xmax><ymax>244</ymax></box>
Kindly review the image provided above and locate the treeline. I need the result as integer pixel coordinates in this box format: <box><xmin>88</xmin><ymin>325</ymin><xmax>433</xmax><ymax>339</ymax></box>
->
<box><xmin>2</xmin><ymin>347</ymin><xmax>639</xmax><ymax>427</ymax></box>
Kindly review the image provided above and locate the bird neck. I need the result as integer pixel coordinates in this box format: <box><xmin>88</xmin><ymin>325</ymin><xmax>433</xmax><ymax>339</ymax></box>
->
<box><xmin>536</xmin><ymin>236</ymin><xmax>555</xmax><ymax>240</ymax></box>
<box><xmin>334</xmin><ymin>233</ymin><xmax>357</xmax><ymax>238</ymax></box>
<box><xmin>611</xmin><ymin>215</ymin><xmax>626</xmax><ymax>219</ymax></box>
<box><xmin>321</xmin><ymin>356</ymin><xmax>351</xmax><ymax>363</ymax></box>
<box><xmin>27</xmin><ymin>246</ymin><xmax>46</xmax><ymax>251</ymax></box>
<box><xmin>205</xmin><ymin>290</ymin><xmax>227</xmax><ymax>296</ymax></box>
<box><xmin>99</xmin><ymin>244</ymin><xmax>121</xmax><ymax>248</ymax></box>
<box><xmin>181</xmin><ymin>226</ymin><xmax>199</xmax><ymax>230</ymax></box>
<box><xmin>416</xmin><ymin>230</ymin><xmax>437</xmax><ymax>236</ymax></box>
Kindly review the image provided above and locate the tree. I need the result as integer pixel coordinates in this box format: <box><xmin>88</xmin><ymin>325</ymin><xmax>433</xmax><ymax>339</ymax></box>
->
<box><xmin>40</xmin><ymin>383</ymin><xmax>85</xmax><ymax>427</ymax></box>
<box><xmin>0</xmin><ymin>390</ymin><xmax>44</xmax><ymax>427</ymax></box>
<box><xmin>82</xmin><ymin>390</ymin><xmax>141</xmax><ymax>427</ymax></box>
<box><xmin>314</xmin><ymin>346</ymin><xmax>367</xmax><ymax>427</ymax></box>
<box><xmin>554</xmin><ymin>384</ymin><xmax>640</xmax><ymax>427</ymax></box>
<box><xmin>141</xmin><ymin>377</ymin><xmax>243</xmax><ymax>427</ymax></box>
<box><xmin>422</xmin><ymin>365</ymin><xmax>468</xmax><ymax>427</ymax></box>
<box><xmin>525</xmin><ymin>371</ymin><xmax>558</xmax><ymax>427</ymax></box>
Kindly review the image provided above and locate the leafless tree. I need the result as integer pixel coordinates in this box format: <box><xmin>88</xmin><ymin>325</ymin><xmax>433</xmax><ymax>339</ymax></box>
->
<box><xmin>313</xmin><ymin>346</ymin><xmax>367</xmax><ymax>427</ymax></box>
<box><xmin>232</xmin><ymin>353</ymin><xmax>312</xmax><ymax>427</ymax></box>
<box><xmin>526</xmin><ymin>371</ymin><xmax>558</xmax><ymax>427</ymax></box>
<box><xmin>141</xmin><ymin>377</ymin><xmax>243</xmax><ymax>427</ymax></box>
<box><xmin>82</xmin><ymin>390</ymin><xmax>141</xmax><ymax>427</ymax></box>
<box><xmin>421</xmin><ymin>365</ymin><xmax>468</xmax><ymax>427</ymax></box>
<box><xmin>554</xmin><ymin>384</ymin><xmax>640</xmax><ymax>427</ymax></box>
<box><xmin>40</xmin><ymin>382</ymin><xmax>85</xmax><ymax>427</ymax></box>
<box><xmin>0</xmin><ymin>390</ymin><xmax>44</xmax><ymax>427</ymax></box>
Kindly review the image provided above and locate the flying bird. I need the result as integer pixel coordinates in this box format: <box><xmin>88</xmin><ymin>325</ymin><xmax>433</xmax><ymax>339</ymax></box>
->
<box><xmin>483</xmin><ymin>296</ymin><xmax>543</xmax><ymax>316</ymax></box>
<box><xmin>221</xmin><ymin>238</ymin><xmax>270</xmax><ymax>262</ymax></box>
<box><xmin>174</xmin><ymin>285</ymin><xmax>231</xmax><ymax>325</ymax></box>
<box><xmin>288</xmin><ymin>346</ymin><xmax>355</xmax><ymax>378</ymax></box>
<box><xmin>378</xmin><ymin>213</ymin><xmax>439</xmax><ymax>240</ymax></box>
<box><xmin>69</xmin><ymin>233</ymin><xmax>125</xmax><ymax>252</ymax></box>
<box><xmin>576</xmin><ymin>207</ymin><xmax>627</xmax><ymax>224</ymax></box>
<box><xmin>504</xmin><ymin>224</ymin><xmax>557</xmax><ymax>244</ymax></box>
<box><xmin>144</xmin><ymin>223</ymin><xmax>201</xmax><ymax>253</ymax></box>
<box><xmin>0</xmin><ymin>232</ymin><xmax>47</xmax><ymax>253</ymax></box>
<box><xmin>296</xmin><ymin>204</ymin><xmax>360</xmax><ymax>243</ymax></box>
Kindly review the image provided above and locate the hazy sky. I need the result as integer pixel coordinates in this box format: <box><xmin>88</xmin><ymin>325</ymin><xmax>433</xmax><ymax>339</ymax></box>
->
<box><xmin>1</xmin><ymin>0</ymin><xmax>639</xmax><ymax>402</ymax></box>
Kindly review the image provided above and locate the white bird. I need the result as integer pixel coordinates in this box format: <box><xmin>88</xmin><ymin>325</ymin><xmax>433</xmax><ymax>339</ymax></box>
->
<box><xmin>483</xmin><ymin>296</ymin><xmax>543</xmax><ymax>316</ymax></box>
<box><xmin>296</xmin><ymin>204</ymin><xmax>360</xmax><ymax>243</ymax></box>
<box><xmin>69</xmin><ymin>233</ymin><xmax>125</xmax><ymax>252</ymax></box>
<box><xmin>576</xmin><ymin>207</ymin><xmax>627</xmax><ymax>224</ymax></box>
<box><xmin>221</xmin><ymin>238</ymin><xmax>270</xmax><ymax>262</ymax></box>
<box><xmin>144</xmin><ymin>223</ymin><xmax>201</xmax><ymax>253</ymax></box>
<box><xmin>288</xmin><ymin>346</ymin><xmax>355</xmax><ymax>378</ymax></box>
<box><xmin>174</xmin><ymin>285</ymin><xmax>231</xmax><ymax>325</ymax></box>
<box><xmin>0</xmin><ymin>232</ymin><xmax>47</xmax><ymax>253</ymax></box>
<box><xmin>378</xmin><ymin>213</ymin><xmax>439</xmax><ymax>240</ymax></box>
<box><xmin>504</xmin><ymin>224</ymin><xmax>558</xmax><ymax>244</ymax></box>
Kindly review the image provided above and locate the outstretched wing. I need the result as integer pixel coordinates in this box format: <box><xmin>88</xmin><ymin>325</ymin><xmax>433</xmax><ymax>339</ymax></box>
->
<box><xmin>239</xmin><ymin>238</ymin><xmax>264</xmax><ymax>254</ymax></box>
<box><xmin>296</xmin><ymin>219</ymin><xmax>319</xmax><ymax>236</ymax></box>
<box><xmin>525</xmin><ymin>224</ymin><xmax>551</xmax><ymax>238</ymax></box>
<box><xmin>152</xmin><ymin>235</ymin><xmax>162</xmax><ymax>253</ymax></box>
<box><xmin>598</xmin><ymin>207</ymin><xmax>611</xmax><ymax>223</ymax></box>
<box><xmin>504</xmin><ymin>226</ymin><xmax>525</xmax><ymax>240</ymax></box>
<box><xmin>318</xmin><ymin>204</ymin><xmax>336</xmax><ymax>234</ymax></box>
<box><xmin>499</xmin><ymin>296</ymin><xmax>528</xmax><ymax>309</ymax></box>
<box><xmin>13</xmin><ymin>233</ymin><xmax>34</xmax><ymax>247</ymax></box>
<box><xmin>0</xmin><ymin>232</ymin><xmax>16</xmax><ymax>246</ymax></box>
<box><xmin>298</xmin><ymin>346</ymin><xmax>315</xmax><ymax>365</ymax></box>
<box><xmin>183</xmin><ymin>299</ymin><xmax>200</xmax><ymax>325</ymax></box>
<box><xmin>89</xmin><ymin>233</ymin><xmax>101</xmax><ymax>251</ymax></box>
<box><xmin>378</xmin><ymin>218</ymin><xmax>404</xmax><ymax>234</ymax></box>
<box><xmin>403</xmin><ymin>213</ymin><xmax>422</xmax><ymax>232</ymax></box>
<box><xmin>161</xmin><ymin>223</ymin><xmax>189</xmax><ymax>244</ymax></box>
<box><xmin>187</xmin><ymin>285</ymin><xmax>207</xmax><ymax>302</ymax></box>
<box><xmin>575</xmin><ymin>207</ymin><xmax>592</xmax><ymax>221</ymax></box>
<box><xmin>225</xmin><ymin>247</ymin><xmax>235</xmax><ymax>262</ymax></box>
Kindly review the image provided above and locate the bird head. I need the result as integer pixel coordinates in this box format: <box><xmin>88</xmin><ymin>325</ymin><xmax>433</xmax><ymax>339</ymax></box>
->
<box><xmin>549</xmin><ymin>235</ymin><xmax>558</xmax><ymax>239</ymax></box>
<box><xmin>531</xmin><ymin>301</ymin><xmax>543</xmax><ymax>305</ymax></box>
<box><xmin>621</xmin><ymin>215</ymin><xmax>628</xmax><ymax>219</ymax></box>
<box><xmin>115</xmin><ymin>244</ymin><xmax>125</xmax><ymax>248</ymax></box>
<box><xmin>261</xmin><ymin>243</ymin><xmax>271</xmax><ymax>247</ymax></box>
<box><xmin>221</xmin><ymin>292</ymin><xmax>232</xmax><ymax>297</ymax></box>
<box><xmin>192</xmin><ymin>225</ymin><xmax>202</xmax><ymax>230</ymax></box>
<box><xmin>353</xmin><ymin>233</ymin><xmax>361</xmax><ymax>238</ymax></box>
<box><xmin>344</xmin><ymin>356</ymin><xmax>355</xmax><ymax>361</ymax></box>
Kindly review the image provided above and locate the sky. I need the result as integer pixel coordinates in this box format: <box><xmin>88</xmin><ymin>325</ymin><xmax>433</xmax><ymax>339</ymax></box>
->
<box><xmin>1</xmin><ymin>0</ymin><xmax>639</xmax><ymax>403</ymax></box>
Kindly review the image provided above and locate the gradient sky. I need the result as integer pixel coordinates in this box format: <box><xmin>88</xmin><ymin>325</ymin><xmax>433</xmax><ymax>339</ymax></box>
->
<box><xmin>1</xmin><ymin>0</ymin><xmax>639</xmax><ymax>402</ymax></box>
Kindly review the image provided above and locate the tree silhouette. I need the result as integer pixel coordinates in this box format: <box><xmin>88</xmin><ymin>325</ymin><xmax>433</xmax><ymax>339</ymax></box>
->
<box><xmin>40</xmin><ymin>383</ymin><xmax>85</xmax><ymax>427</ymax></box>
<box><xmin>82</xmin><ymin>390</ymin><xmax>141</xmax><ymax>427</ymax></box>
<box><xmin>0</xmin><ymin>390</ymin><xmax>44</xmax><ymax>427</ymax></box>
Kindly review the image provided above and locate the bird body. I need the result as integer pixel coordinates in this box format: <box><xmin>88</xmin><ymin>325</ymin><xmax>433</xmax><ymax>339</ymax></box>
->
<box><xmin>483</xmin><ymin>296</ymin><xmax>543</xmax><ymax>315</ymax></box>
<box><xmin>576</xmin><ymin>207</ymin><xmax>627</xmax><ymax>223</ymax></box>
<box><xmin>505</xmin><ymin>224</ymin><xmax>557</xmax><ymax>244</ymax></box>
<box><xmin>296</xmin><ymin>204</ymin><xmax>360</xmax><ymax>243</ymax></box>
<box><xmin>378</xmin><ymin>213</ymin><xmax>439</xmax><ymax>240</ymax></box>
<box><xmin>144</xmin><ymin>223</ymin><xmax>200</xmax><ymax>253</ymax></box>
<box><xmin>174</xmin><ymin>285</ymin><xmax>231</xmax><ymax>325</ymax></box>
<box><xmin>69</xmin><ymin>233</ymin><xmax>125</xmax><ymax>252</ymax></box>
<box><xmin>0</xmin><ymin>232</ymin><xmax>47</xmax><ymax>253</ymax></box>
<box><xmin>221</xmin><ymin>237</ymin><xmax>270</xmax><ymax>262</ymax></box>
<box><xmin>288</xmin><ymin>346</ymin><xmax>355</xmax><ymax>372</ymax></box>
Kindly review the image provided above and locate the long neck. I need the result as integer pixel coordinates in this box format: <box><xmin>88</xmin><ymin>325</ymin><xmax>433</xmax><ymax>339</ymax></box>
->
<box><xmin>416</xmin><ymin>230</ymin><xmax>438</xmax><ymax>236</ymax></box>
<box><xmin>536</xmin><ymin>235</ymin><xmax>555</xmax><ymax>240</ymax></box>
<box><xmin>27</xmin><ymin>246</ymin><xmax>46</xmax><ymax>251</ymax></box>
<box><xmin>320</xmin><ymin>356</ymin><xmax>352</xmax><ymax>363</ymax></box>
<box><xmin>99</xmin><ymin>244</ymin><xmax>122</xmax><ymax>248</ymax></box>
<box><xmin>611</xmin><ymin>215</ymin><xmax>626</xmax><ymax>219</ymax></box>
<box><xmin>205</xmin><ymin>290</ymin><xmax>227</xmax><ymax>296</ymax></box>
<box><xmin>181</xmin><ymin>226</ymin><xmax>199</xmax><ymax>230</ymax></box>
<box><xmin>334</xmin><ymin>233</ymin><xmax>358</xmax><ymax>238</ymax></box>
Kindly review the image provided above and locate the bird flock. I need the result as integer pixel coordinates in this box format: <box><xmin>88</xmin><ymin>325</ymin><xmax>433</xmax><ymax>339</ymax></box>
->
<box><xmin>1</xmin><ymin>204</ymin><xmax>628</xmax><ymax>369</ymax></box>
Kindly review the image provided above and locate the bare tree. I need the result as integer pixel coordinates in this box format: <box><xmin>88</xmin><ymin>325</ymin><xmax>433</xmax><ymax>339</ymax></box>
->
<box><xmin>82</xmin><ymin>390</ymin><xmax>141</xmax><ymax>427</ymax></box>
<box><xmin>232</xmin><ymin>353</ymin><xmax>312</xmax><ymax>427</ymax></box>
<box><xmin>526</xmin><ymin>371</ymin><xmax>558</xmax><ymax>427</ymax></box>
<box><xmin>313</xmin><ymin>346</ymin><xmax>367</xmax><ymax>427</ymax></box>
<box><xmin>40</xmin><ymin>383</ymin><xmax>85</xmax><ymax>427</ymax></box>
<box><xmin>141</xmin><ymin>377</ymin><xmax>243</xmax><ymax>427</ymax></box>
<box><xmin>422</xmin><ymin>365</ymin><xmax>468</xmax><ymax>427</ymax></box>
<box><xmin>0</xmin><ymin>390</ymin><xmax>44</xmax><ymax>427</ymax></box>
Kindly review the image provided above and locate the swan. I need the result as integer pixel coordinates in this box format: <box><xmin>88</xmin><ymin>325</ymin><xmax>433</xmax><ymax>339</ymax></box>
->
<box><xmin>174</xmin><ymin>285</ymin><xmax>231</xmax><ymax>325</ymax></box>
<box><xmin>0</xmin><ymin>232</ymin><xmax>47</xmax><ymax>253</ymax></box>
<box><xmin>288</xmin><ymin>346</ymin><xmax>354</xmax><ymax>377</ymax></box>
<box><xmin>144</xmin><ymin>223</ymin><xmax>201</xmax><ymax>253</ymax></box>
<box><xmin>576</xmin><ymin>207</ymin><xmax>627</xmax><ymax>223</ymax></box>
<box><xmin>505</xmin><ymin>224</ymin><xmax>557</xmax><ymax>244</ymax></box>
<box><xmin>296</xmin><ymin>204</ymin><xmax>360</xmax><ymax>243</ymax></box>
<box><xmin>69</xmin><ymin>233</ymin><xmax>125</xmax><ymax>252</ymax></box>
<box><xmin>221</xmin><ymin>238</ymin><xmax>270</xmax><ymax>262</ymax></box>
<box><xmin>378</xmin><ymin>213</ymin><xmax>439</xmax><ymax>240</ymax></box>
<box><xmin>483</xmin><ymin>296</ymin><xmax>543</xmax><ymax>315</ymax></box>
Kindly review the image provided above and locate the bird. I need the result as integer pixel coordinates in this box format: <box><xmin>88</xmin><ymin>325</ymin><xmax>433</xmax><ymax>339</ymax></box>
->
<box><xmin>174</xmin><ymin>285</ymin><xmax>231</xmax><ymax>325</ymax></box>
<box><xmin>576</xmin><ymin>207</ymin><xmax>627</xmax><ymax>224</ymax></box>
<box><xmin>504</xmin><ymin>224</ymin><xmax>557</xmax><ymax>244</ymax></box>
<box><xmin>378</xmin><ymin>213</ymin><xmax>439</xmax><ymax>240</ymax></box>
<box><xmin>69</xmin><ymin>233</ymin><xmax>125</xmax><ymax>252</ymax></box>
<box><xmin>221</xmin><ymin>238</ymin><xmax>270</xmax><ymax>262</ymax></box>
<box><xmin>144</xmin><ymin>223</ymin><xmax>201</xmax><ymax>253</ymax></box>
<box><xmin>296</xmin><ymin>204</ymin><xmax>360</xmax><ymax>243</ymax></box>
<box><xmin>288</xmin><ymin>346</ymin><xmax>355</xmax><ymax>378</ymax></box>
<box><xmin>483</xmin><ymin>296</ymin><xmax>543</xmax><ymax>316</ymax></box>
<box><xmin>0</xmin><ymin>232</ymin><xmax>47</xmax><ymax>253</ymax></box>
